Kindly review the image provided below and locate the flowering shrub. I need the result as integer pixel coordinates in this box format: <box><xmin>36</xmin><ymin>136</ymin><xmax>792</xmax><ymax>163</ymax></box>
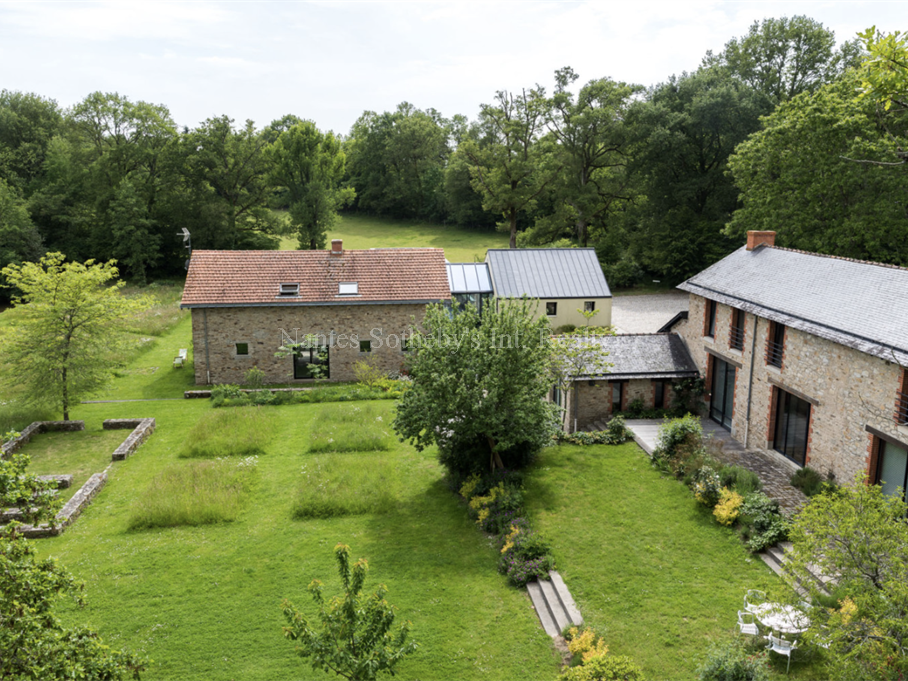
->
<box><xmin>501</xmin><ymin>554</ymin><xmax>555</xmax><ymax>588</ymax></box>
<box><xmin>738</xmin><ymin>492</ymin><xmax>789</xmax><ymax>552</ymax></box>
<box><xmin>697</xmin><ymin>640</ymin><xmax>769</xmax><ymax>681</ymax></box>
<box><xmin>561</xmin><ymin>627</ymin><xmax>645</xmax><ymax>681</ymax></box>
<box><xmin>467</xmin><ymin>483</ymin><xmax>524</xmax><ymax>533</ymax></box>
<box><xmin>566</xmin><ymin>627</ymin><xmax>609</xmax><ymax>663</ymax></box>
<box><xmin>713</xmin><ymin>487</ymin><xmax>744</xmax><ymax>526</ymax></box>
<box><xmin>693</xmin><ymin>466</ymin><xmax>722</xmax><ymax>507</ymax></box>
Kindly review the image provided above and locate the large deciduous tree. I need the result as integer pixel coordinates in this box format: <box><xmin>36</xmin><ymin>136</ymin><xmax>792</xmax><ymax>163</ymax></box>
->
<box><xmin>462</xmin><ymin>88</ymin><xmax>556</xmax><ymax>248</ymax></box>
<box><xmin>727</xmin><ymin>73</ymin><xmax>908</xmax><ymax>265</ymax></box>
<box><xmin>0</xmin><ymin>178</ymin><xmax>44</xmax><ymax>277</ymax></box>
<box><xmin>0</xmin><ymin>90</ymin><xmax>64</xmax><ymax>192</ymax></box>
<box><xmin>393</xmin><ymin>299</ymin><xmax>559</xmax><ymax>475</ymax></box>
<box><xmin>267</xmin><ymin>121</ymin><xmax>353</xmax><ymax>250</ymax></box>
<box><xmin>1</xmin><ymin>253</ymin><xmax>148</xmax><ymax>420</ymax></box>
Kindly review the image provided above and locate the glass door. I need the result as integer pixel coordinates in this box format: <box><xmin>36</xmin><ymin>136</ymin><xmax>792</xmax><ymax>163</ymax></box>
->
<box><xmin>710</xmin><ymin>357</ymin><xmax>736</xmax><ymax>429</ymax></box>
<box><xmin>773</xmin><ymin>389</ymin><xmax>811</xmax><ymax>466</ymax></box>
<box><xmin>877</xmin><ymin>440</ymin><xmax>908</xmax><ymax>502</ymax></box>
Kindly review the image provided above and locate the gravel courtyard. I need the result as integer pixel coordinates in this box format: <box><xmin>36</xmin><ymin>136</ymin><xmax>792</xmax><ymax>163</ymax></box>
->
<box><xmin>611</xmin><ymin>291</ymin><xmax>689</xmax><ymax>334</ymax></box>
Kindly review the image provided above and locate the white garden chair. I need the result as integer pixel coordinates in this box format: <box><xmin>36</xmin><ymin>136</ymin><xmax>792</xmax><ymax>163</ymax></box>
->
<box><xmin>744</xmin><ymin>589</ymin><xmax>767</xmax><ymax>613</ymax></box>
<box><xmin>766</xmin><ymin>634</ymin><xmax>798</xmax><ymax>673</ymax></box>
<box><xmin>736</xmin><ymin>610</ymin><xmax>759</xmax><ymax>636</ymax></box>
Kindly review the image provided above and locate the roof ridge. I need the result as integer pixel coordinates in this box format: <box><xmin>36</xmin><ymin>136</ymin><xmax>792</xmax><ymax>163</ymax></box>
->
<box><xmin>767</xmin><ymin>245</ymin><xmax>908</xmax><ymax>272</ymax></box>
<box><xmin>486</xmin><ymin>247</ymin><xmax>597</xmax><ymax>252</ymax></box>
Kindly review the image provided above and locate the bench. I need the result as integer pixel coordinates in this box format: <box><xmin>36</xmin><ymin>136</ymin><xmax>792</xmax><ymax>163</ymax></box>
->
<box><xmin>173</xmin><ymin>348</ymin><xmax>188</xmax><ymax>369</ymax></box>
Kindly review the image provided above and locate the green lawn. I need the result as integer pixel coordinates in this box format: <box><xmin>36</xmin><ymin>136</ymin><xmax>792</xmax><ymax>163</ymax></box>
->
<box><xmin>524</xmin><ymin>444</ymin><xmax>825</xmax><ymax>679</ymax></box>
<box><xmin>279</xmin><ymin>213</ymin><xmax>509</xmax><ymax>263</ymax></box>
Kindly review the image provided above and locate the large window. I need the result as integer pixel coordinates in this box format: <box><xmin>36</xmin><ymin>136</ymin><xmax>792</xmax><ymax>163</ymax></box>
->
<box><xmin>293</xmin><ymin>345</ymin><xmax>329</xmax><ymax>379</ymax></box>
<box><xmin>611</xmin><ymin>382</ymin><xmax>624</xmax><ymax>412</ymax></box>
<box><xmin>709</xmin><ymin>357</ymin><xmax>736</xmax><ymax>429</ymax></box>
<box><xmin>766</xmin><ymin>321</ymin><xmax>785</xmax><ymax>368</ymax></box>
<box><xmin>705</xmin><ymin>299</ymin><xmax>717</xmax><ymax>337</ymax></box>
<box><xmin>875</xmin><ymin>439</ymin><xmax>908</xmax><ymax>503</ymax></box>
<box><xmin>729</xmin><ymin>309</ymin><xmax>745</xmax><ymax>351</ymax></box>
<box><xmin>898</xmin><ymin>369</ymin><xmax>908</xmax><ymax>426</ymax></box>
<box><xmin>773</xmin><ymin>388</ymin><xmax>811</xmax><ymax>467</ymax></box>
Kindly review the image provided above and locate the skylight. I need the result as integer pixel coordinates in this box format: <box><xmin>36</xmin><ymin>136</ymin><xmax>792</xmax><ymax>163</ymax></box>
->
<box><xmin>338</xmin><ymin>282</ymin><xmax>358</xmax><ymax>296</ymax></box>
<box><xmin>279</xmin><ymin>283</ymin><xmax>299</xmax><ymax>296</ymax></box>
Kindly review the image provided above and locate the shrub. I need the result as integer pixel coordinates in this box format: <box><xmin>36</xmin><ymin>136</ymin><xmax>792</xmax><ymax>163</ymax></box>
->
<box><xmin>467</xmin><ymin>483</ymin><xmax>524</xmax><ymax>533</ymax></box>
<box><xmin>498</xmin><ymin>522</ymin><xmax>552</xmax><ymax>574</ymax></box>
<box><xmin>697</xmin><ymin>640</ymin><xmax>769</xmax><ymax>681</ymax></box>
<box><xmin>693</xmin><ymin>466</ymin><xmax>722</xmax><ymax>507</ymax></box>
<box><xmin>652</xmin><ymin>414</ymin><xmax>706</xmax><ymax>478</ymax></box>
<box><xmin>129</xmin><ymin>458</ymin><xmax>257</xmax><ymax>529</ymax></box>
<box><xmin>668</xmin><ymin>377</ymin><xmax>707</xmax><ymax>417</ymax></box>
<box><xmin>181</xmin><ymin>407</ymin><xmax>273</xmax><ymax>458</ymax></box>
<box><xmin>790</xmin><ymin>466</ymin><xmax>836</xmax><ymax>497</ymax></box>
<box><xmin>713</xmin><ymin>487</ymin><xmax>744</xmax><ymax>526</ymax></box>
<box><xmin>292</xmin><ymin>456</ymin><xmax>401</xmax><ymax>518</ymax></box>
<box><xmin>554</xmin><ymin>324</ymin><xmax>577</xmax><ymax>334</ymax></box>
<box><xmin>353</xmin><ymin>358</ymin><xmax>387</xmax><ymax>389</ymax></box>
<box><xmin>624</xmin><ymin>398</ymin><xmax>646</xmax><ymax>419</ymax></box>
<box><xmin>561</xmin><ymin>647</ymin><xmax>647</xmax><ymax>681</ymax></box>
<box><xmin>554</xmin><ymin>428</ymin><xmax>628</xmax><ymax>446</ymax></box>
<box><xmin>739</xmin><ymin>492</ymin><xmax>789</xmax><ymax>552</ymax></box>
<box><xmin>308</xmin><ymin>404</ymin><xmax>391</xmax><ymax>453</ymax></box>
<box><xmin>243</xmin><ymin>366</ymin><xmax>266</xmax><ymax>388</ymax></box>
<box><xmin>439</xmin><ymin>432</ymin><xmax>539</xmax><ymax>477</ymax></box>
<box><xmin>501</xmin><ymin>554</ymin><xmax>555</xmax><ymax>588</ymax></box>
<box><xmin>565</xmin><ymin>626</ymin><xmax>609</xmax><ymax>664</ymax></box>
<box><xmin>719</xmin><ymin>465</ymin><xmax>762</xmax><ymax>495</ymax></box>
<box><xmin>606</xmin><ymin>415</ymin><xmax>629</xmax><ymax>442</ymax></box>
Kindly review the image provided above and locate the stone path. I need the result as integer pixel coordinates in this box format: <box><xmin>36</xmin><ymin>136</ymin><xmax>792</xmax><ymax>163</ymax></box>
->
<box><xmin>527</xmin><ymin>571</ymin><xmax>583</xmax><ymax>637</ymax></box>
<box><xmin>622</xmin><ymin>418</ymin><xmax>808</xmax><ymax>515</ymax></box>
<box><xmin>611</xmin><ymin>291</ymin><xmax>689</xmax><ymax>334</ymax></box>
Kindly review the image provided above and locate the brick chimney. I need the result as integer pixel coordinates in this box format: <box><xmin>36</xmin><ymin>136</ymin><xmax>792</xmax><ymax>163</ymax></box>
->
<box><xmin>746</xmin><ymin>231</ymin><xmax>776</xmax><ymax>251</ymax></box>
<box><xmin>330</xmin><ymin>239</ymin><xmax>343</xmax><ymax>256</ymax></box>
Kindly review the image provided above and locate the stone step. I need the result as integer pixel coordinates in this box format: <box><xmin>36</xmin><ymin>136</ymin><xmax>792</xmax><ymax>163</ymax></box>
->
<box><xmin>549</xmin><ymin>571</ymin><xmax>583</xmax><ymax>626</ymax></box>
<box><xmin>538</xmin><ymin>578</ymin><xmax>571</xmax><ymax>633</ymax></box>
<box><xmin>759</xmin><ymin>542</ymin><xmax>829</xmax><ymax>597</ymax></box>
<box><xmin>527</xmin><ymin>581</ymin><xmax>560</xmax><ymax>637</ymax></box>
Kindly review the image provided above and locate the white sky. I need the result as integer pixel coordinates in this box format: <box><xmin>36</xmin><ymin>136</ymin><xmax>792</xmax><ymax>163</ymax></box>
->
<box><xmin>0</xmin><ymin>1</ymin><xmax>903</xmax><ymax>135</ymax></box>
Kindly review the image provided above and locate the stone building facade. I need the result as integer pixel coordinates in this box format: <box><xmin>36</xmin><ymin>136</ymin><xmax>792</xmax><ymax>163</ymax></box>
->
<box><xmin>674</xmin><ymin>231</ymin><xmax>908</xmax><ymax>495</ymax></box>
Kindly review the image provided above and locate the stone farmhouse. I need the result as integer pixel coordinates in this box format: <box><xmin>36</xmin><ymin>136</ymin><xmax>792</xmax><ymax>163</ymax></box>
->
<box><xmin>180</xmin><ymin>240</ymin><xmax>450</xmax><ymax>384</ymax></box>
<box><xmin>663</xmin><ymin>231</ymin><xmax>908</xmax><ymax>503</ymax></box>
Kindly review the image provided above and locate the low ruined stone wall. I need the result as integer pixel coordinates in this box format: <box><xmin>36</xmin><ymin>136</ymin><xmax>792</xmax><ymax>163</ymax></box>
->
<box><xmin>105</xmin><ymin>418</ymin><xmax>155</xmax><ymax>461</ymax></box>
<box><xmin>1</xmin><ymin>421</ymin><xmax>85</xmax><ymax>459</ymax></box>
<box><xmin>17</xmin><ymin>472</ymin><xmax>108</xmax><ymax>538</ymax></box>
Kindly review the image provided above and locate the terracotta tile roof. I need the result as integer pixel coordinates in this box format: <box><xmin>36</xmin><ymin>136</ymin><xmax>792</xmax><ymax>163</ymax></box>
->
<box><xmin>180</xmin><ymin>249</ymin><xmax>451</xmax><ymax>307</ymax></box>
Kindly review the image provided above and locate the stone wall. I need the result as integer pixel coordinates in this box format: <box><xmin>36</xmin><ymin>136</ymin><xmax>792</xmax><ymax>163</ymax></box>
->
<box><xmin>17</xmin><ymin>473</ymin><xmax>108</xmax><ymax>538</ymax></box>
<box><xmin>572</xmin><ymin>378</ymin><xmax>673</xmax><ymax>429</ymax></box>
<box><xmin>678</xmin><ymin>292</ymin><xmax>906</xmax><ymax>482</ymax></box>
<box><xmin>1</xmin><ymin>421</ymin><xmax>85</xmax><ymax>459</ymax></box>
<box><xmin>190</xmin><ymin>304</ymin><xmax>428</xmax><ymax>385</ymax></box>
<box><xmin>104</xmin><ymin>418</ymin><xmax>156</xmax><ymax>461</ymax></box>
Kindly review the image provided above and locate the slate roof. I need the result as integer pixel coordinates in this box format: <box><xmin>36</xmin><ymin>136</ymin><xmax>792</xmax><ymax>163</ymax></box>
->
<box><xmin>571</xmin><ymin>333</ymin><xmax>699</xmax><ymax>380</ymax></box>
<box><xmin>181</xmin><ymin>249</ymin><xmax>450</xmax><ymax>307</ymax></box>
<box><xmin>486</xmin><ymin>248</ymin><xmax>611</xmax><ymax>299</ymax></box>
<box><xmin>446</xmin><ymin>262</ymin><xmax>493</xmax><ymax>293</ymax></box>
<box><xmin>678</xmin><ymin>245</ymin><xmax>908</xmax><ymax>365</ymax></box>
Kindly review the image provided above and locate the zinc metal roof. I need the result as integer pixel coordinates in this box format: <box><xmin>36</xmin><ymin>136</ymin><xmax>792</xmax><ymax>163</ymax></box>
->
<box><xmin>446</xmin><ymin>262</ymin><xmax>493</xmax><ymax>293</ymax></box>
<box><xmin>573</xmin><ymin>333</ymin><xmax>699</xmax><ymax>379</ymax></box>
<box><xmin>485</xmin><ymin>248</ymin><xmax>611</xmax><ymax>299</ymax></box>
<box><xmin>678</xmin><ymin>245</ymin><xmax>908</xmax><ymax>365</ymax></box>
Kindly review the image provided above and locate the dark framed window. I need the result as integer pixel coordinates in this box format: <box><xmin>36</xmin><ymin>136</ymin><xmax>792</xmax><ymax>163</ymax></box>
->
<box><xmin>766</xmin><ymin>321</ymin><xmax>785</xmax><ymax>368</ymax></box>
<box><xmin>875</xmin><ymin>438</ymin><xmax>908</xmax><ymax>503</ymax></box>
<box><xmin>654</xmin><ymin>381</ymin><xmax>666</xmax><ymax>410</ymax></box>
<box><xmin>546</xmin><ymin>302</ymin><xmax>558</xmax><ymax>316</ymax></box>
<box><xmin>552</xmin><ymin>386</ymin><xmax>562</xmax><ymax>408</ymax></box>
<box><xmin>401</xmin><ymin>337</ymin><xmax>410</xmax><ymax>352</ymax></box>
<box><xmin>584</xmin><ymin>301</ymin><xmax>595</xmax><ymax>312</ymax></box>
<box><xmin>729</xmin><ymin>309</ymin><xmax>745</xmax><ymax>350</ymax></box>
<box><xmin>235</xmin><ymin>343</ymin><xmax>249</xmax><ymax>356</ymax></box>
<box><xmin>709</xmin><ymin>357</ymin><xmax>736</xmax><ymax>429</ymax></box>
<box><xmin>611</xmin><ymin>382</ymin><xmax>624</xmax><ymax>412</ymax></box>
<box><xmin>359</xmin><ymin>340</ymin><xmax>371</xmax><ymax>353</ymax></box>
<box><xmin>705</xmin><ymin>299</ymin><xmax>717</xmax><ymax>337</ymax></box>
<box><xmin>293</xmin><ymin>346</ymin><xmax>329</xmax><ymax>379</ymax></box>
<box><xmin>773</xmin><ymin>388</ymin><xmax>811</xmax><ymax>467</ymax></box>
<box><xmin>898</xmin><ymin>369</ymin><xmax>908</xmax><ymax>426</ymax></box>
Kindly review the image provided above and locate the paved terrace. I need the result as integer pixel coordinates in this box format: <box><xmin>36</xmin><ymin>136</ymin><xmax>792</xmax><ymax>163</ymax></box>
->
<box><xmin>621</xmin><ymin>418</ymin><xmax>808</xmax><ymax>515</ymax></box>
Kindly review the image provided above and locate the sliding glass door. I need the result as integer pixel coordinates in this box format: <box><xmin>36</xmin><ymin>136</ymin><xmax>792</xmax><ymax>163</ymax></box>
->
<box><xmin>709</xmin><ymin>357</ymin><xmax>736</xmax><ymax>429</ymax></box>
<box><xmin>877</xmin><ymin>440</ymin><xmax>908</xmax><ymax>503</ymax></box>
<box><xmin>773</xmin><ymin>389</ymin><xmax>811</xmax><ymax>466</ymax></box>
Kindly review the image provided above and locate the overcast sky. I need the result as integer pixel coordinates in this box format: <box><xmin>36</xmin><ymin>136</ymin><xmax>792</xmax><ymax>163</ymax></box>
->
<box><xmin>0</xmin><ymin>1</ymin><xmax>902</xmax><ymax>135</ymax></box>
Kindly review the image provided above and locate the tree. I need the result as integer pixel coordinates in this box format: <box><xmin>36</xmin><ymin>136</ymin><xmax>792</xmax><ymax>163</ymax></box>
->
<box><xmin>462</xmin><ymin>88</ymin><xmax>556</xmax><ymax>248</ymax></box>
<box><xmin>784</xmin><ymin>476</ymin><xmax>908</xmax><ymax>680</ymax></box>
<box><xmin>703</xmin><ymin>16</ymin><xmax>861</xmax><ymax>103</ymax></box>
<box><xmin>0</xmin><ymin>177</ymin><xmax>44</xmax><ymax>278</ymax></box>
<box><xmin>1</xmin><ymin>253</ymin><xmax>148</xmax><ymax>419</ymax></box>
<box><xmin>282</xmin><ymin>543</ymin><xmax>416</xmax><ymax>681</ymax></box>
<box><xmin>1</xmin><ymin>442</ymin><xmax>147</xmax><ymax>680</ymax></box>
<box><xmin>548</xmin><ymin>326</ymin><xmax>613</xmax><ymax>432</ymax></box>
<box><xmin>393</xmin><ymin>299</ymin><xmax>560</xmax><ymax>474</ymax></box>
<box><xmin>859</xmin><ymin>27</ymin><xmax>908</xmax><ymax>111</ymax></box>
<box><xmin>0</xmin><ymin>90</ymin><xmax>64</xmax><ymax>191</ymax></box>
<box><xmin>267</xmin><ymin>121</ymin><xmax>353</xmax><ymax>250</ymax></box>
<box><xmin>726</xmin><ymin>72</ymin><xmax>908</xmax><ymax>265</ymax></box>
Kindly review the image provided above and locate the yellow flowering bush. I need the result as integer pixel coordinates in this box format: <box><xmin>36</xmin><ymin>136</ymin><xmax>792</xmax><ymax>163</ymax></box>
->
<box><xmin>567</xmin><ymin>627</ymin><xmax>609</xmax><ymax>663</ymax></box>
<box><xmin>500</xmin><ymin>524</ymin><xmax>522</xmax><ymax>555</ymax></box>
<box><xmin>713</xmin><ymin>487</ymin><xmax>744</xmax><ymax>526</ymax></box>
<box><xmin>459</xmin><ymin>474</ymin><xmax>482</xmax><ymax>500</ymax></box>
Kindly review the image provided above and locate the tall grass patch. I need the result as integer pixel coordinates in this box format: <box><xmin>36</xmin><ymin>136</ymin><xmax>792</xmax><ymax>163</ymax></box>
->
<box><xmin>128</xmin><ymin>458</ymin><xmax>258</xmax><ymax>530</ymax></box>
<box><xmin>308</xmin><ymin>403</ymin><xmax>390</xmax><ymax>453</ymax></box>
<box><xmin>181</xmin><ymin>407</ymin><xmax>273</xmax><ymax>458</ymax></box>
<box><xmin>122</xmin><ymin>283</ymin><xmax>187</xmax><ymax>337</ymax></box>
<box><xmin>292</xmin><ymin>455</ymin><xmax>401</xmax><ymax>518</ymax></box>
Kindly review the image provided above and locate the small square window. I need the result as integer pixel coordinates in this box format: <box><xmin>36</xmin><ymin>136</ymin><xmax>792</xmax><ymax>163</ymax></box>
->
<box><xmin>359</xmin><ymin>340</ymin><xmax>371</xmax><ymax>353</ymax></box>
<box><xmin>339</xmin><ymin>282</ymin><xmax>359</xmax><ymax>296</ymax></box>
<box><xmin>584</xmin><ymin>301</ymin><xmax>595</xmax><ymax>312</ymax></box>
<box><xmin>236</xmin><ymin>343</ymin><xmax>249</xmax><ymax>356</ymax></box>
<box><xmin>546</xmin><ymin>302</ymin><xmax>558</xmax><ymax>316</ymax></box>
<box><xmin>401</xmin><ymin>337</ymin><xmax>410</xmax><ymax>352</ymax></box>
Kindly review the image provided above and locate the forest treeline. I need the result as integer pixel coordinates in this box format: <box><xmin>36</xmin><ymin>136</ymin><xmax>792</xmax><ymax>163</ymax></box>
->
<box><xmin>2</xmin><ymin>15</ymin><xmax>906</xmax><ymax>296</ymax></box>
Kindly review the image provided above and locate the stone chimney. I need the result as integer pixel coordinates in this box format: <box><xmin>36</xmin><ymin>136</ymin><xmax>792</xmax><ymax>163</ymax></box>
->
<box><xmin>746</xmin><ymin>231</ymin><xmax>776</xmax><ymax>251</ymax></box>
<box><xmin>330</xmin><ymin>239</ymin><xmax>343</xmax><ymax>256</ymax></box>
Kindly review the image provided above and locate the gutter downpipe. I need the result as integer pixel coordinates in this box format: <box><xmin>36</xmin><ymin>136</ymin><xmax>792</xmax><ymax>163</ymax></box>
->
<box><xmin>744</xmin><ymin>314</ymin><xmax>758</xmax><ymax>449</ymax></box>
<box><xmin>203</xmin><ymin>308</ymin><xmax>211</xmax><ymax>385</ymax></box>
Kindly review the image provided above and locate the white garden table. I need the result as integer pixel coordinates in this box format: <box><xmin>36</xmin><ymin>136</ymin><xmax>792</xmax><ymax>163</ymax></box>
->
<box><xmin>751</xmin><ymin>602</ymin><xmax>810</xmax><ymax>636</ymax></box>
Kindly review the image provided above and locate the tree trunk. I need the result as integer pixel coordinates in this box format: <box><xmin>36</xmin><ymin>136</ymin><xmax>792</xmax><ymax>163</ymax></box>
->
<box><xmin>509</xmin><ymin>210</ymin><xmax>517</xmax><ymax>249</ymax></box>
<box><xmin>61</xmin><ymin>365</ymin><xmax>69</xmax><ymax>421</ymax></box>
<box><xmin>486</xmin><ymin>436</ymin><xmax>505</xmax><ymax>471</ymax></box>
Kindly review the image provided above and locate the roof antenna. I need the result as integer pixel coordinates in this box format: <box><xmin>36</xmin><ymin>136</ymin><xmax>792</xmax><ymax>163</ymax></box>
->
<box><xmin>177</xmin><ymin>228</ymin><xmax>191</xmax><ymax>270</ymax></box>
